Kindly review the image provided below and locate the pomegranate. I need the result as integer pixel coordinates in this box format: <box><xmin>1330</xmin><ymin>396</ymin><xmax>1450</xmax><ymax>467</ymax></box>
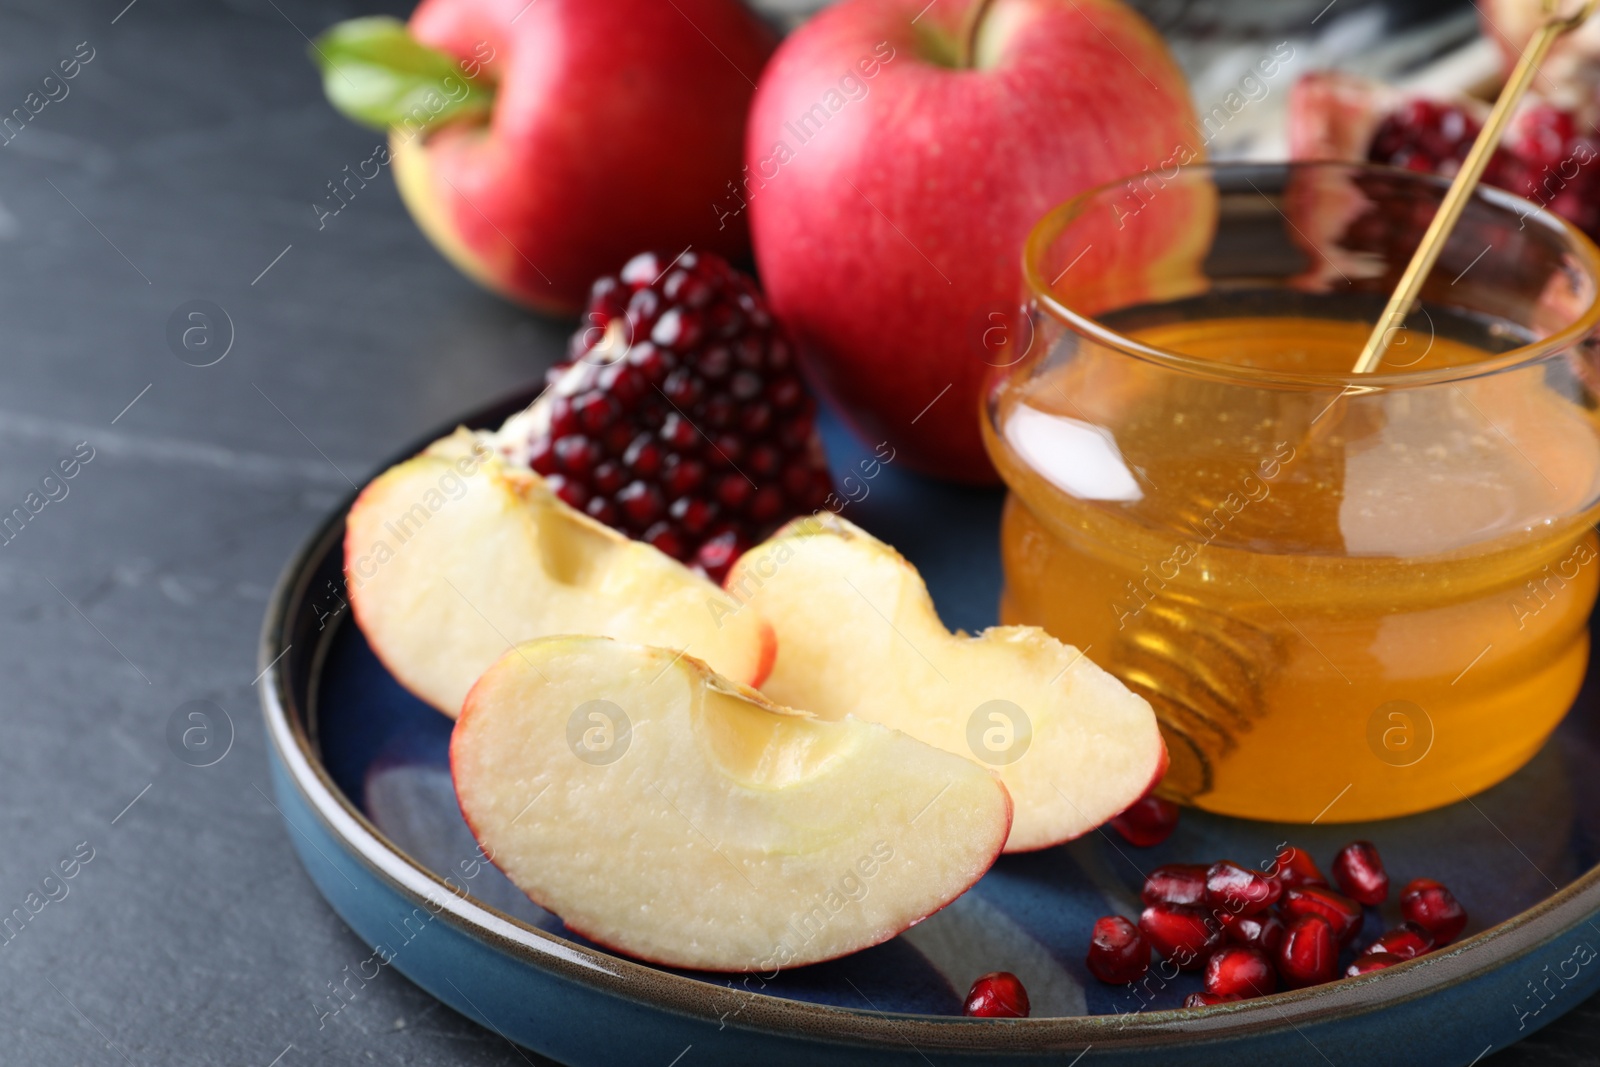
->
<box><xmin>1142</xmin><ymin>864</ymin><xmax>1209</xmax><ymax>908</ymax></box>
<box><xmin>1203</xmin><ymin>946</ymin><xmax>1278</xmax><ymax>998</ymax></box>
<box><xmin>1331</xmin><ymin>841</ymin><xmax>1390</xmax><ymax>906</ymax></box>
<box><xmin>1289</xmin><ymin>71</ymin><xmax>1600</xmax><ymax>240</ymax></box>
<box><xmin>508</xmin><ymin>250</ymin><xmax>831</xmax><ymax>581</ymax></box>
<box><xmin>1086</xmin><ymin>916</ymin><xmax>1150</xmax><ymax>985</ymax></box>
<box><xmin>1278</xmin><ymin>914</ymin><xmax>1339</xmax><ymax>989</ymax></box>
<box><xmin>963</xmin><ymin>972</ymin><xmax>1030</xmax><ymax>1018</ymax></box>
<box><xmin>1399</xmin><ymin>878</ymin><xmax>1468</xmax><ymax>946</ymax></box>
<box><xmin>1138</xmin><ymin>904</ymin><xmax>1221</xmax><ymax>970</ymax></box>
<box><xmin>1109</xmin><ymin>794</ymin><xmax>1180</xmax><ymax>847</ymax></box>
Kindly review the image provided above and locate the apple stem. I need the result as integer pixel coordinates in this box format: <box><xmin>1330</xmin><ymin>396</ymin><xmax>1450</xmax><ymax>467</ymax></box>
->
<box><xmin>957</xmin><ymin>0</ymin><xmax>997</xmax><ymax>68</ymax></box>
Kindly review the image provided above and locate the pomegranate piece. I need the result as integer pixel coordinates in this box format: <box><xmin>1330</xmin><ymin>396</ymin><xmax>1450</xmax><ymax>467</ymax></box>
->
<box><xmin>1224</xmin><ymin>912</ymin><xmax>1286</xmax><ymax>956</ymax></box>
<box><xmin>1183</xmin><ymin>991</ymin><xmax>1242</xmax><ymax>1008</ymax></box>
<box><xmin>1363</xmin><ymin>922</ymin><xmax>1434</xmax><ymax>962</ymax></box>
<box><xmin>1270</xmin><ymin>845</ymin><xmax>1328</xmax><ymax>891</ymax></box>
<box><xmin>1289</xmin><ymin>70</ymin><xmax>1600</xmax><ymax>241</ymax></box>
<box><xmin>1086</xmin><ymin>916</ymin><xmax>1150</xmax><ymax>985</ymax></box>
<box><xmin>1206</xmin><ymin>860</ymin><xmax>1282</xmax><ymax>916</ymax></box>
<box><xmin>963</xmin><ymin>971</ymin><xmax>1030</xmax><ymax>1018</ymax></box>
<box><xmin>1278</xmin><ymin>914</ymin><xmax>1339</xmax><ymax>989</ymax></box>
<box><xmin>1108</xmin><ymin>794</ymin><xmax>1180</xmax><ymax>847</ymax></box>
<box><xmin>508</xmin><ymin>251</ymin><xmax>831</xmax><ymax>582</ymax></box>
<box><xmin>1138</xmin><ymin>904</ymin><xmax>1221</xmax><ymax>970</ymax></box>
<box><xmin>1346</xmin><ymin>951</ymin><xmax>1406</xmax><ymax>977</ymax></box>
<box><xmin>1142</xmin><ymin>864</ymin><xmax>1209</xmax><ymax>908</ymax></box>
<box><xmin>1281</xmin><ymin>885</ymin><xmax>1364</xmax><ymax>946</ymax></box>
<box><xmin>1399</xmin><ymin>878</ymin><xmax>1468</xmax><ymax>946</ymax></box>
<box><xmin>1331</xmin><ymin>841</ymin><xmax>1390</xmax><ymax>906</ymax></box>
<box><xmin>1203</xmin><ymin>946</ymin><xmax>1278</xmax><ymax>998</ymax></box>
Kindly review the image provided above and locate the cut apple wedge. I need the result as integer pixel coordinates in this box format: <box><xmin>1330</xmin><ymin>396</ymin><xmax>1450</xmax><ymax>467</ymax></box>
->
<box><xmin>726</xmin><ymin>514</ymin><xmax>1166</xmax><ymax>852</ymax></box>
<box><xmin>345</xmin><ymin>429</ymin><xmax>773</xmax><ymax>716</ymax></box>
<box><xmin>451</xmin><ymin>636</ymin><xmax>1012</xmax><ymax>972</ymax></box>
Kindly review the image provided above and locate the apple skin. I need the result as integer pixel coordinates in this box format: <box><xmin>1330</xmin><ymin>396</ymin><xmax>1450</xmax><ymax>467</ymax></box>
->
<box><xmin>745</xmin><ymin>0</ymin><xmax>1199</xmax><ymax>482</ymax></box>
<box><xmin>400</xmin><ymin>0</ymin><xmax>775</xmax><ymax>316</ymax></box>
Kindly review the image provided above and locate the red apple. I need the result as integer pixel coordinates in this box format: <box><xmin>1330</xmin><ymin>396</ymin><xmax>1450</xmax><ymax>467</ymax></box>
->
<box><xmin>315</xmin><ymin>1</ymin><xmax>774</xmax><ymax>315</ymax></box>
<box><xmin>744</xmin><ymin>0</ymin><xmax>1198</xmax><ymax>482</ymax></box>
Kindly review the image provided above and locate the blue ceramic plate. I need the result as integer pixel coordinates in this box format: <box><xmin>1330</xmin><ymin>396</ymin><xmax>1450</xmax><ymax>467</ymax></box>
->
<box><xmin>261</xmin><ymin>388</ymin><xmax>1600</xmax><ymax>1066</ymax></box>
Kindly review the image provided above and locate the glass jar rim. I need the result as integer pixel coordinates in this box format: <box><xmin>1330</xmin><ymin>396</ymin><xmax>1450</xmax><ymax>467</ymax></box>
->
<box><xmin>1021</xmin><ymin>161</ymin><xmax>1600</xmax><ymax>390</ymax></box>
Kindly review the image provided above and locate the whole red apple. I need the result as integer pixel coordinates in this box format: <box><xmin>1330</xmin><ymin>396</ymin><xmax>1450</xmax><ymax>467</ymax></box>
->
<box><xmin>317</xmin><ymin>1</ymin><xmax>774</xmax><ymax>315</ymax></box>
<box><xmin>744</xmin><ymin>0</ymin><xmax>1198</xmax><ymax>481</ymax></box>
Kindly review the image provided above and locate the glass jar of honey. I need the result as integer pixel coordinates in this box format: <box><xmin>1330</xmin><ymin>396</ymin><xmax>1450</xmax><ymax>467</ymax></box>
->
<box><xmin>984</xmin><ymin>162</ymin><xmax>1600</xmax><ymax>822</ymax></box>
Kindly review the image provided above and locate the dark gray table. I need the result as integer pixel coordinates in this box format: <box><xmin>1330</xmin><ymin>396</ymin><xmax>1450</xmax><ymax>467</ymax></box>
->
<box><xmin>1</xmin><ymin>1</ymin><xmax>1594</xmax><ymax>1063</ymax></box>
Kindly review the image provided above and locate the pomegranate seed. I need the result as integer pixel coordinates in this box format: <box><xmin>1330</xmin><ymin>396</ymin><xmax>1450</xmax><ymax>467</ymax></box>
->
<box><xmin>592</xmin><ymin>461</ymin><xmax>626</xmax><ymax>496</ymax></box>
<box><xmin>1399</xmin><ymin>879</ymin><xmax>1467</xmax><ymax>946</ymax></box>
<box><xmin>1183</xmin><ymin>991</ymin><xmax>1241</xmax><ymax>1008</ymax></box>
<box><xmin>528</xmin><ymin>438</ymin><xmax>557</xmax><ymax>476</ymax></box>
<box><xmin>668</xmin><ymin>496</ymin><xmax>716</xmax><ymax>536</ymax></box>
<box><xmin>662</xmin><ymin>457</ymin><xmax>705</xmax><ymax>498</ymax></box>
<box><xmin>554</xmin><ymin>435</ymin><xmax>600</xmax><ymax>477</ymax></box>
<box><xmin>585</xmin><ymin>497</ymin><xmax>617</xmax><ymax>527</ymax></box>
<box><xmin>963</xmin><ymin>972</ymin><xmax>1030</xmax><ymax>1018</ymax></box>
<box><xmin>617</xmin><ymin>481</ymin><xmax>664</xmax><ymax>528</ymax></box>
<box><xmin>1278</xmin><ymin>914</ymin><xmax>1338</xmax><ymax>989</ymax></box>
<box><xmin>1142</xmin><ymin>864</ymin><xmax>1208</xmax><ymax>908</ymax></box>
<box><xmin>1206</xmin><ymin>861</ymin><xmax>1281</xmax><ymax>916</ymax></box>
<box><xmin>1108</xmin><ymin>794</ymin><xmax>1180</xmax><ymax>847</ymax></box>
<box><xmin>544</xmin><ymin>474</ymin><xmax>587</xmax><ymax>511</ymax></box>
<box><xmin>1270</xmin><ymin>846</ymin><xmax>1328</xmax><ymax>891</ymax></box>
<box><xmin>574</xmin><ymin>392</ymin><xmax>619</xmax><ymax>433</ymax></box>
<box><xmin>748</xmin><ymin>486</ymin><xmax>785</xmax><ymax>523</ymax></box>
<box><xmin>651</xmin><ymin>307</ymin><xmax>703</xmax><ymax>350</ymax></box>
<box><xmin>1138</xmin><ymin>904</ymin><xmax>1220</xmax><ymax>970</ymax></box>
<box><xmin>548</xmin><ymin>396</ymin><xmax>578</xmax><ymax>437</ymax></box>
<box><xmin>1346</xmin><ymin>952</ymin><xmax>1406</xmax><ymax>977</ymax></box>
<box><xmin>749</xmin><ymin>443</ymin><xmax>781</xmax><ymax>478</ymax></box>
<box><xmin>1203</xmin><ymin>946</ymin><xmax>1277</xmax><ymax>998</ymax></box>
<box><xmin>716</xmin><ymin>473</ymin><xmax>754</xmax><ymax>511</ymax></box>
<box><xmin>697</xmin><ymin>345</ymin><xmax>732</xmax><ymax>378</ymax></box>
<box><xmin>1224</xmin><ymin>913</ymin><xmax>1285</xmax><ymax>956</ymax></box>
<box><xmin>1332</xmin><ymin>842</ymin><xmax>1389</xmax><ymax>906</ymax></box>
<box><xmin>619</xmin><ymin>251</ymin><xmax>661</xmax><ymax>285</ymax></box>
<box><xmin>1086</xmin><ymin>916</ymin><xmax>1150</xmax><ymax>985</ymax></box>
<box><xmin>694</xmin><ymin>531</ymin><xmax>744</xmax><ymax>584</ymax></box>
<box><xmin>623</xmin><ymin>436</ymin><xmax>662</xmax><ymax>477</ymax></box>
<box><xmin>642</xmin><ymin>521</ymin><xmax>683</xmax><ymax>560</ymax></box>
<box><xmin>1281</xmin><ymin>885</ymin><xmax>1363</xmax><ymax>946</ymax></box>
<box><xmin>660</xmin><ymin>413</ymin><xmax>699</xmax><ymax>450</ymax></box>
<box><xmin>1363</xmin><ymin>922</ymin><xmax>1433</xmax><ymax>961</ymax></box>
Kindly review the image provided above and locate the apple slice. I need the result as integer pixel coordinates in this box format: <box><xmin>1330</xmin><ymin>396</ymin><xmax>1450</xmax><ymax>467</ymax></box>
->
<box><xmin>345</xmin><ymin>429</ymin><xmax>772</xmax><ymax>716</ymax></box>
<box><xmin>451</xmin><ymin>636</ymin><xmax>1012</xmax><ymax>972</ymax></box>
<box><xmin>727</xmin><ymin>514</ymin><xmax>1165</xmax><ymax>853</ymax></box>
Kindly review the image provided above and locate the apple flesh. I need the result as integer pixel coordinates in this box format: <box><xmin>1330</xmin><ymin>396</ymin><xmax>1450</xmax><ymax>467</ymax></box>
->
<box><xmin>451</xmin><ymin>636</ymin><xmax>1012</xmax><ymax>971</ymax></box>
<box><xmin>381</xmin><ymin>0</ymin><xmax>774</xmax><ymax>314</ymax></box>
<box><xmin>746</xmin><ymin>0</ymin><xmax>1199</xmax><ymax>481</ymax></box>
<box><xmin>726</xmin><ymin>514</ymin><xmax>1166</xmax><ymax>852</ymax></box>
<box><xmin>344</xmin><ymin>429</ymin><xmax>773</xmax><ymax>716</ymax></box>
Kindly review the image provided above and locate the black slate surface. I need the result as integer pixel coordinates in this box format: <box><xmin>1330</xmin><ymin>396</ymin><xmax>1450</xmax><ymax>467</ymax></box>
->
<box><xmin>0</xmin><ymin>1</ymin><xmax>1595</xmax><ymax>1063</ymax></box>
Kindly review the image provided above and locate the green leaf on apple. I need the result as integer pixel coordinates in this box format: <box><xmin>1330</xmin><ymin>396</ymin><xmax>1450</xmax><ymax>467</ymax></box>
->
<box><xmin>312</xmin><ymin>16</ymin><xmax>492</xmax><ymax>135</ymax></box>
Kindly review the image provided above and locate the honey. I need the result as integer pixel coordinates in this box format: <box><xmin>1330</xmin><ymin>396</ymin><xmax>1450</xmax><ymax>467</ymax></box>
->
<box><xmin>987</xmin><ymin>316</ymin><xmax>1600</xmax><ymax>822</ymax></box>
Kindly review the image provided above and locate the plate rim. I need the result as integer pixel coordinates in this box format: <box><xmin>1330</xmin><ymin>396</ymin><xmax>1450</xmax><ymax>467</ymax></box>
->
<box><xmin>258</xmin><ymin>387</ymin><xmax>1600</xmax><ymax>1052</ymax></box>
